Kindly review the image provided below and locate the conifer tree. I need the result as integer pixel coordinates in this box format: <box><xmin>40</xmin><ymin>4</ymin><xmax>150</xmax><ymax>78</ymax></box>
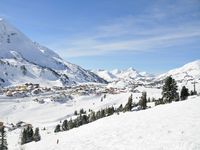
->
<box><xmin>79</xmin><ymin>108</ymin><xmax>86</xmax><ymax>115</ymax></box>
<box><xmin>62</xmin><ymin>120</ymin><xmax>68</xmax><ymax>131</ymax></box>
<box><xmin>162</xmin><ymin>76</ymin><xmax>179</xmax><ymax>103</ymax></box>
<box><xmin>138</xmin><ymin>91</ymin><xmax>147</xmax><ymax>109</ymax></box>
<box><xmin>106</xmin><ymin>106</ymin><xmax>115</xmax><ymax>116</ymax></box>
<box><xmin>0</xmin><ymin>126</ymin><xmax>8</xmax><ymax>150</ymax></box>
<box><xmin>100</xmin><ymin>109</ymin><xmax>106</xmax><ymax>118</ymax></box>
<box><xmin>21</xmin><ymin>129</ymin><xmax>27</xmax><ymax>145</ymax></box>
<box><xmin>74</xmin><ymin>110</ymin><xmax>78</xmax><ymax>115</ymax></box>
<box><xmin>117</xmin><ymin>104</ymin><xmax>123</xmax><ymax>112</ymax></box>
<box><xmin>124</xmin><ymin>94</ymin><xmax>133</xmax><ymax>111</ymax></box>
<box><xmin>26</xmin><ymin>126</ymin><xmax>33</xmax><ymax>143</ymax></box>
<box><xmin>33</xmin><ymin>127</ymin><xmax>41</xmax><ymax>142</ymax></box>
<box><xmin>54</xmin><ymin>124</ymin><xmax>61</xmax><ymax>133</ymax></box>
<box><xmin>68</xmin><ymin>119</ymin><xmax>75</xmax><ymax>129</ymax></box>
<box><xmin>20</xmin><ymin>125</ymin><xmax>34</xmax><ymax>144</ymax></box>
<box><xmin>81</xmin><ymin>115</ymin><xmax>89</xmax><ymax>125</ymax></box>
<box><xmin>89</xmin><ymin>111</ymin><xmax>96</xmax><ymax>122</ymax></box>
<box><xmin>95</xmin><ymin>110</ymin><xmax>101</xmax><ymax>120</ymax></box>
<box><xmin>180</xmin><ymin>86</ymin><xmax>189</xmax><ymax>100</ymax></box>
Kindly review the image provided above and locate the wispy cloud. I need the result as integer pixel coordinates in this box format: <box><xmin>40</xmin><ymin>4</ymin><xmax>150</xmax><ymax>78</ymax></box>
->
<box><xmin>50</xmin><ymin>0</ymin><xmax>200</xmax><ymax>57</ymax></box>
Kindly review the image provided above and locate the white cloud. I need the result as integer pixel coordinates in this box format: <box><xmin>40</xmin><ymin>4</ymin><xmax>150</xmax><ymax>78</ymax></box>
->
<box><xmin>50</xmin><ymin>1</ymin><xmax>200</xmax><ymax>57</ymax></box>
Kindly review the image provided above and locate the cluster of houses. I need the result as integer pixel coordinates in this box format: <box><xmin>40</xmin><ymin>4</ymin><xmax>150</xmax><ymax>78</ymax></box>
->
<box><xmin>0</xmin><ymin>82</ymin><xmax>141</xmax><ymax>101</ymax></box>
<box><xmin>1</xmin><ymin>83</ymin><xmax>51</xmax><ymax>98</ymax></box>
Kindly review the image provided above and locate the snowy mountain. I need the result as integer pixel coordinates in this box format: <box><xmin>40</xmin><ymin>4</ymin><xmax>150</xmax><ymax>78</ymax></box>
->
<box><xmin>93</xmin><ymin>67</ymin><xmax>154</xmax><ymax>82</ymax></box>
<box><xmin>93</xmin><ymin>68</ymin><xmax>155</xmax><ymax>88</ymax></box>
<box><xmin>113</xmin><ymin>67</ymin><xmax>142</xmax><ymax>79</ymax></box>
<box><xmin>0</xmin><ymin>18</ymin><xmax>107</xmax><ymax>87</ymax></box>
<box><xmin>93</xmin><ymin>60</ymin><xmax>200</xmax><ymax>90</ymax></box>
<box><xmin>156</xmin><ymin>60</ymin><xmax>200</xmax><ymax>91</ymax></box>
<box><xmin>157</xmin><ymin>60</ymin><xmax>200</xmax><ymax>81</ymax></box>
<box><xmin>92</xmin><ymin>69</ymin><xmax>118</xmax><ymax>82</ymax></box>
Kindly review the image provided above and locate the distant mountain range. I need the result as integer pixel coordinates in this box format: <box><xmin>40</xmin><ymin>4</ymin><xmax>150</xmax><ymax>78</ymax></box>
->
<box><xmin>0</xmin><ymin>18</ymin><xmax>199</xmax><ymax>89</ymax></box>
<box><xmin>0</xmin><ymin>18</ymin><xmax>107</xmax><ymax>87</ymax></box>
<box><xmin>92</xmin><ymin>60</ymin><xmax>200</xmax><ymax>90</ymax></box>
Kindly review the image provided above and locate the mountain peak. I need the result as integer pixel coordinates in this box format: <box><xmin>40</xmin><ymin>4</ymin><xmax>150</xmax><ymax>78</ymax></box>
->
<box><xmin>127</xmin><ymin>67</ymin><xmax>136</xmax><ymax>71</ymax></box>
<box><xmin>0</xmin><ymin>19</ymin><xmax>107</xmax><ymax>87</ymax></box>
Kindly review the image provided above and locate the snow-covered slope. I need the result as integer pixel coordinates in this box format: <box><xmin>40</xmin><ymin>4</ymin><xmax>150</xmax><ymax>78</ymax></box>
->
<box><xmin>92</xmin><ymin>69</ymin><xmax>117</xmax><ymax>82</ymax></box>
<box><xmin>93</xmin><ymin>60</ymin><xmax>200</xmax><ymax>90</ymax></box>
<box><xmin>113</xmin><ymin>67</ymin><xmax>142</xmax><ymax>78</ymax></box>
<box><xmin>93</xmin><ymin>68</ymin><xmax>154</xmax><ymax>82</ymax></box>
<box><xmin>0</xmin><ymin>18</ymin><xmax>106</xmax><ymax>87</ymax></box>
<box><xmin>93</xmin><ymin>68</ymin><xmax>155</xmax><ymax>88</ymax></box>
<box><xmin>158</xmin><ymin>60</ymin><xmax>200</xmax><ymax>81</ymax></box>
<box><xmin>157</xmin><ymin>60</ymin><xmax>200</xmax><ymax>91</ymax></box>
<box><xmin>22</xmin><ymin>96</ymin><xmax>200</xmax><ymax>150</ymax></box>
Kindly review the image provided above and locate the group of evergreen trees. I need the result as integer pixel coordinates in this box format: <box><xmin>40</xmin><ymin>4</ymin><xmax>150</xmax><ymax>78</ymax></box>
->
<box><xmin>55</xmin><ymin>107</ymin><xmax>115</xmax><ymax>133</ymax></box>
<box><xmin>0</xmin><ymin>125</ymin><xmax>8</xmax><ymax>150</ymax></box>
<box><xmin>155</xmin><ymin>76</ymin><xmax>194</xmax><ymax>106</ymax></box>
<box><xmin>21</xmin><ymin>126</ymin><xmax>41</xmax><ymax>145</ymax></box>
<box><xmin>55</xmin><ymin>93</ymin><xmax>148</xmax><ymax>133</ymax></box>
<box><xmin>54</xmin><ymin>76</ymin><xmax>197</xmax><ymax>133</ymax></box>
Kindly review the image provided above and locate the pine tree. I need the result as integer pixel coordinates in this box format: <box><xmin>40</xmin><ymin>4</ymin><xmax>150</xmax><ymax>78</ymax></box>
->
<box><xmin>68</xmin><ymin>119</ymin><xmax>75</xmax><ymax>129</ymax></box>
<box><xmin>74</xmin><ymin>110</ymin><xmax>78</xmax><ymax>115</ymax></box>
<box><xmin>100</xmin><ymin>109</ymin><xmax>106</xmax><ymax>118</ymax></box>
<box><xmin>75</xmin><ymin>115</ymin><xmax>83</xmax><ymax>127</ymax></box>
<box><xmin>20</xmin><ymin>129</ymin><xmax>27</xmax><ymax>145</ymax></box>
<box><xmin>117</xmin><ymin>104</ymin><xmax>123</xmax><ymax>112</ymax></box>
<box><xmin>20</xmin><ymin>65</ymin><xmax>27</xmax><ymax>75</ymax></box>
<box><xmin>26</xmin><ymin>126</ymin><xmax>33</xmax><ymax>143</ymax></box>
<box><xmin>54</xmin><ymin>124</ymin><xmax>61</xmax><ymax>133</ymax></box>
<box><xmin>95</xmin><ymin>110</ymin><xmax>101</xmax><ymax>120</ymax></box>
<box><xmin>0</xmin><ymin>126</ymin><xmax>8</xmax><ymax>150</ymax></box>
<box><xmin>106</xmin><ymin>106</ymin><xmax>115</xmax><ymax>116</ymax></box>
<box><xmin>33</xmin><ymin>127</ymin><xmax>41</xmax><ymax>142</ymax></box>
<box><xmin>20</xmin><ymin>125</ymin><xmax>38</xmax><ymax>145</ymax></box>
<box><xmin>79</xmin><ymin>108</ymin><xmax>86</xmax><ymax>115</ymax></box>
<box><xmin>124</xmin><ymin>94</ymin><xmax>133</xmax><ymax>111</ymax></box>
<box><xmin>62</xmin><ymin>120</ymin><xmax>68</xmax><ymax>131</ymax></box>
<box><xmin>89</xmin><ymin>111</ymin><xmax>96</xmax><ymax>122</ymax></box>
<box><xmin>139</xmin><ymin>91</ymin><xmax>147</xmax><ymax>109</ymax></box>
<box><xmin>180</xmin><ymin>86</ymin><xmax>189</xmax><ymax>100</ymax></box>
<box><xmin>162</xmin><ymin>76</ymin><xmax>179</xmax><ymax>103</ymax></box>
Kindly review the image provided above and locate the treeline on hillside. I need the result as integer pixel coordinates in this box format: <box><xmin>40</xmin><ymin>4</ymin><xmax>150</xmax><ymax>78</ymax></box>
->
<box><xmin>7</xmin><ymin>76</ymin><xmax>196</xmax><ymax>147</ymax></box>
<box><xmin>155</xmin><ymin>76</ymin><xmax>195</xmax><ymax>106</ymax></box>
<box><xmin>54</xmin><ymin>91</ymin><xmax>148</xmax><ymax>133</ymax></box>
<box><xmin>55</xmin><ymin>76</ymin><xmax>197</xmax><ymax>133</ymax></box>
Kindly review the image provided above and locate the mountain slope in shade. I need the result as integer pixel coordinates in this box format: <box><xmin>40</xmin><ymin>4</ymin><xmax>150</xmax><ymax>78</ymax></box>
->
<box><xmin>0</xmin><ymin>18</ymin><xmax>107</xmax><ymax>87</ymax></box>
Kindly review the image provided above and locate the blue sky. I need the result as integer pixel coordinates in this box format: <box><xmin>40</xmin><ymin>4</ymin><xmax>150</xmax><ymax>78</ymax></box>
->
<box><xmin>0</xmin><ymin>0</ymin><xmax>200</xmax><ymax>74</ymax></box>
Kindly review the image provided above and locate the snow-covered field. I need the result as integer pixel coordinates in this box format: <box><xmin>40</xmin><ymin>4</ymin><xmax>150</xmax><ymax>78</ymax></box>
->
<box><xmin>0</xmin><ymin>87</ymin><xmax>200</xmax><ymax>150</ymax></box>
<box><xmin>21</xmin><ymin>96</ymin><xmax>200</xmax><ymax>150</ymax></box>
